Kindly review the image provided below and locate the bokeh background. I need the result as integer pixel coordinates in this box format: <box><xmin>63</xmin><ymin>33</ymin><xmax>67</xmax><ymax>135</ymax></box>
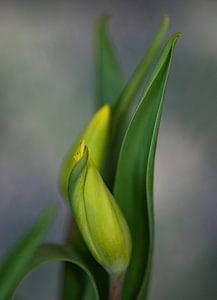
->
<box><xmin>0</xmin><ymin>0</ymin><xmax>216</xmax><ymax>299</ymax></box>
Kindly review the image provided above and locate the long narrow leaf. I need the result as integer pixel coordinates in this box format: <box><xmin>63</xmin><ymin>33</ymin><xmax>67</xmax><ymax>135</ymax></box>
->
<box><xmin>112</xmin><ymin>16</ymin><xmax>170</xmax><ymax>128</ymax></box>
<box><xmin>114</xmin><ymin>33</ymin><xmax>180</xmax><ymax>300</ymax></box>
<box><xmin>95</xmin><ymin>15</ymin><xmax>124</xmax><ymax>108</ymax></box>
<box><xmin>14</xmin><ymin>243</ymin><xmax>100</xmax><ymax>300</ymax></box>
<box><xmin>106</xmin><ymin>16</ymin><xmax>170</xmax><ymax>188</ymax></box>
<box><xmin>0</xmin><ymin>206</ymin><xmax>56</xmax><ymax>300</ymax></box>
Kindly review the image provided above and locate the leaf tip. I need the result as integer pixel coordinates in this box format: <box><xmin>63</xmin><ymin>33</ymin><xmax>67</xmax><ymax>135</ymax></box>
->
<box><xmin>96</xmin><ymin>13</ymin><xmax>111</xmax><ymax>30</ymax></box>
<box><xmin>41</xmin><ymin>204</ymin><xmax>57</xmax><ymax>223</ymax></box>
<box><xmin>173</xmin><ymin>32</ymin><xmax>182</xmax><ymax>45</ymax></box>
<box><xmin>94</xmin><ymin>104</ymin><xmax>111</xmax><ymax>125</ymax></box>
<box><xmin>162</xmin><ymin>15</ymin><xmax>170</xmax><ymax>27</ymax></box>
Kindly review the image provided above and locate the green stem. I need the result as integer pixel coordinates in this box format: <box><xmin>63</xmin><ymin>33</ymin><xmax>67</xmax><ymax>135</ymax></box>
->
<box><xmin>110</xmin><ymin>273</ymin><xmax>124</xmax><ymax>300</ymax></box>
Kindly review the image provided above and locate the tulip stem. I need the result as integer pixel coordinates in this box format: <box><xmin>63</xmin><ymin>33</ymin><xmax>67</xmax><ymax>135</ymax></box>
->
<box><xmin>110</xmin><ymin>273</ymin><xmax>124</xmax><ymax>300</ymax></box>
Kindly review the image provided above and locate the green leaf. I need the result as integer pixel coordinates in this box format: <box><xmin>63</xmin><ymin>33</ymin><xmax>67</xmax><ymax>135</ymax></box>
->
<box><xmin>112</xmin><ymin>16</ymin><xmax>170</xmax><ymax>127</ymax></box>
<box><xmin>95</xmin><ymin>15</ymin><xmax>124</xmax><ymax>108</ymax></box>
<box><xmin>60</xmin><ymin>234</ymin><xmax>109</xmax><ymax>300</ymax></box>
<box><xmin>105</xmin><ymin>16</ymin><xmax>170</xmax><ymax>188</ymax></box>
<box><xmin>0</xmin><ymin>206</ymin><xmax>56</xmax><ymax>300</ymax></box>
<box><xmin>114</xmin><ymin>33</ymin><xmax>180</xmax><ymax>300</ymax></box>
<box><xmin>15</xmin><ymin>243</ymin><xmax>100</xmax><ymax>300</ymax></box>
<box><xmin>61</xmin><ymin>260</ymin><xmax>86</xmax><ymax>300</ymax></box>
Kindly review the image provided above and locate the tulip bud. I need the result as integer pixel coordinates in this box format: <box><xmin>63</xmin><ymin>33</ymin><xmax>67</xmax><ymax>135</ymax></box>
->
<box><xmin>68</xmin><ymin>141</ymin><xmax>132</xmax><ymax>275</ymax></box>
<box><xmin>60</xmin><ymin>105</ymin><xmax>111</xmax><ymax>199</ymax></box>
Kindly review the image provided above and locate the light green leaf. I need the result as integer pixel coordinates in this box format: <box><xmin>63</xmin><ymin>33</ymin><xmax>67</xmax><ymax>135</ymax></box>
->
<box><xmin>114</xmin><ymin>33</ymin><xmax>180</xmax><ymax>300</ymax></box>
<box><xmin>95</xmin><ymin>15</ymin><xmax>124</xmax><ymax>108</ymax></box>
<box><xmin>68</xmin><ymin>142</ymin><xmax>131</xmax><ymax>275</ymax></box>
<box><xmin>0</xmin><ymin>206</ymin><xmax>56</xmax><ymax>300</ymax></box>
<box><xmin>15</xmin><ymin>243</ymin><xmax>100</xmax><ymax>300</ymax></box>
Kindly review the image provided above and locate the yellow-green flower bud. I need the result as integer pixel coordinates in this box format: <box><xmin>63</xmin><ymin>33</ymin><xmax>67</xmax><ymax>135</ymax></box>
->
<box><xmin>60</xmin><ymin>105</ymin><xmax>111</xmax><ymax>199</ymax></box>
<box><xmin>68</xmin><ymin>141</ymin><xmax>132</xmax><ymax>275</ymax></box>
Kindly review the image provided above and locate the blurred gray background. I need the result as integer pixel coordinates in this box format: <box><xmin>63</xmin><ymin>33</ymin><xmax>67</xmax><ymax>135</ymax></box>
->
<box><xmin>0</xmin><ymin>0</ymin><xmax>216</xmax><ymax>299</ymax></box>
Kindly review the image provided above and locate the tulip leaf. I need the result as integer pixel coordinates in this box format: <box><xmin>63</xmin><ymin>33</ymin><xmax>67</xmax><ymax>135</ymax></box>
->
<box><xmin>114</xmin><ymin>33</ymin><xmax>180</xmax><ymax>300</ymax></box>
<box><xmin>14</xmin><ymin>243</ymin><xmax>100</xmax><ymax>300</ymax></box>
<box><xmin>95</xmin><ymin>15</ymin><xmax>124</xmax><ymax>108</ymax></box>
<box><xmin>106</xmin><ymin>16</ymin><xmax>170</xmax><ymax>188</ymax></box>
<box><xmin>60</xmin><ymin>222</ymin><xmax>109</xmax><ymax>300</ymax></box>
<box><xmin>112</xmin><ymin>15</ymin><xmax>170</xmax><ymax>130</ymax></box>
<box><xmin>0</xmin><ymin>206</ymin><xmax>56</xmax><ymax>300</ymax></box>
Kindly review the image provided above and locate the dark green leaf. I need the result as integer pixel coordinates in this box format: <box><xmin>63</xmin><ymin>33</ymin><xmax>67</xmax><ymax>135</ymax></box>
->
<box><xmin>105</xmin><ymin>16</ymin><xmax>170</xmax><ymax>188</ymax></box>
<box><xmin>0</xmin><ymin>206</ymin><xmax>56</xmax><ymax>300</ymax></box>
<box><xmin>114</xmin><ymin>33</ymin><xmax>180</xmax><ymax>300</ymax></box>
<box><xmin>95</xmin><ymin>15</ymin><xmax>124</xmax><ymax>108</ymax></box>
<box><xmin>61</xmin><ymin>259</ymin><xmax>86</xmax><ymax>300</ymax></box>
<box><xmin>60</xmin><ymin>229</ymin><xmax>109</xmax><ymax>300</ymax></box>
<box><xmin>15</xmin><ymin>243</ymin><xmax>100</xmax><ymax>300</ymax></box>
<box><xmin>112</xmin><ymin>16</ymin><xmax>170</xmax><ymax>127</ymax></box>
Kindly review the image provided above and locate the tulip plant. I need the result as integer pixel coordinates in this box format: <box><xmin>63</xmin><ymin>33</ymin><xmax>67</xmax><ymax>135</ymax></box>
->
<box><xmin>0</xmin><ymin>15</ymin><xmax>179</xmax><ymax>300</ymax></box>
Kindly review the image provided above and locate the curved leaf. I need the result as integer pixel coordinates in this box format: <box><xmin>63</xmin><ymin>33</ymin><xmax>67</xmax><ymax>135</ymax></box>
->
<box><xmin>0</xmin><ymin>206</ymin><xmax>56</xmax><ymax>300</ymax></box>
<box><xmin>15</xmin><ymin>243</ymin><xmax>99</xmax><ymax>300</ymax></box>
<box><xmin>105</xmin><ymin>16</ymin><xmax>170</xmax><ymax>187</ymax></box>
<box><xmin>112</xmin><ymin>15</ymin><xmax>170</xmax><ymax>129</ymax></box>
<box><xmin>95</xmin><ymin>15</ymin><xmax>124</xmax><ymax>108</ymax></box>
<box><xmin>114</xmin><ymin>33</ymin><xmax>180</xmax><ymax>300</ymax></box>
